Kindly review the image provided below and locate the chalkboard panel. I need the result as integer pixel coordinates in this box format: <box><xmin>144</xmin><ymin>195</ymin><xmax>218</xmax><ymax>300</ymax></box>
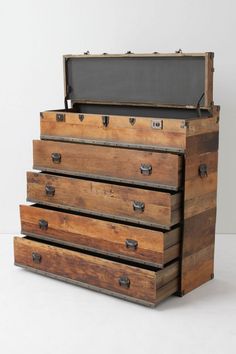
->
<box><xmin>65</xmin><ymin>55</ymin><xmax>209</xmax><ymax>108</ymax></box>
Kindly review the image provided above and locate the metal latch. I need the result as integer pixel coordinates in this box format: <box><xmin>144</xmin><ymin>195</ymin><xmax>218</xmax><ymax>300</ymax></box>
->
<box><xmin>151</xmin><ymin>119</ymin><xmax>163</xmax><ymax>129</ymax></box>
<box><xmin>56</xmin><ymin>113</ymin><xmax>65</xmax><ymax>122</ymax></box>
<box><xmin>102</xmin><ymin>115</ymin><xmax>109</xmax><ymax>127</ymax></box>
<box><xmin>129</xmin><ymin>117</ymin><xmax>136</xmax><ymax>126</ymax></box>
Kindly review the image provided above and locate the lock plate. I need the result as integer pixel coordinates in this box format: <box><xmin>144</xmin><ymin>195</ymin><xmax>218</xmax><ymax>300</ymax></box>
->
<box><xmin>151</xmin><ymin>119</ymin><xmax>163</xmax><ymax>129</ymax></box>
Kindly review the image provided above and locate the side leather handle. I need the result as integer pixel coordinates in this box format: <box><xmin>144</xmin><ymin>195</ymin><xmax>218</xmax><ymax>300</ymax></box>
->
<box><xmin>133</xmin><ymin>201</ymin><xmax>145</xmax><ymax>213</ymax></box>
<box><xmin>140</xmin><ymin>163</ymin><xmax>152</xmax><ymax>176</ymax></box>
<box><xmin>38</xmin><ymin>219</ymin><xmax>48</xmax><ymax>230</ymax></box>
<box><xmin>51</xmin><ymin>152</ymin><xmax>61</xmax><ymax>164</ymax></box>
<box><xmin>32</xmin><ymin>252</ymin><xmax>42</xmax><ymax>264</ymax></box>
<box><xmin>125</xmin><ymin>239</ymin><xmax>138</xmax><ymax>250</ymax></box>
<box><xmin>45</xmin><ymin>185</ymin><xmax>55</xmax><ymax>197</ymax></box>
<box><xmin>119</xmin><ymin>276</ymin><xmax>130</xmax><ymax>288</ymax></box>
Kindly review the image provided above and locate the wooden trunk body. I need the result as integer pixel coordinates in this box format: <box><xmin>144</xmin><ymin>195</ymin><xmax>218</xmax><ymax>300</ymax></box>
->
<box><xmin>14</xmin><ymin>52</ymin><xmax>219</xmax><ymax>306</ymax></box>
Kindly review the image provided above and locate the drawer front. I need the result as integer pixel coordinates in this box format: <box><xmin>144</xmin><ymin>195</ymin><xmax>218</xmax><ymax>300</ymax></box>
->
<box><xmin>27</xmin><ymin>172</ymin><xmax>182</xmax><ymax>229</ymax></box>
<box><xmin>14</xmin><ymin>237</ymin><xmax>179</xmax><ymax>305</ymax></box>
<box><xmin>40</xmin><ymin>111</ymin><xmax>187</xmax><ymax>153</ymax></box>
<box><xmin>33</xmin><ymin>140</ymin><xmax>182</xmax><ymax>190</ymax></box>
<box><xmin>20</xmin><ymin>205</ymin><xmax>181</xmax><ymax>267</ymax></box>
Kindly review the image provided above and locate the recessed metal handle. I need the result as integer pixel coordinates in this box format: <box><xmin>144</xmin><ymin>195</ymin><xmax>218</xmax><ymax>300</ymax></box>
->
<box><xmin>51</xmin><ymin>152</ymin><xmax>61</xmax><ymax>164</ymax></box>
<box><xmin>119</xmin><ymin>276</ymin><xmax>130</xmax><ymax>288</ymax></box>
<box><xmin>140</xmin><ymin>164</ymin><xmax>152</xmax><ymax>176</ymax></box>
<box><xmin>133</xmin><ymin>201</ymin><xmax>145</xmax><ymax>213</ymax></box>
<box><xmin>45</xmin><ymin>185</ymin><xmax>55</xmax><ymax>196</ymax></box>
<box><xmin>32</xmin><ymin>252</ymin><xmax>42</xmax><ymax>264</ymax></box>
<box><xmin>38</xmin><ymin>219</ymin><xmax>48</xmax><ymax>230</ymax></box>
<box><xmin>199</xmin><ymin>163</ymin><xmax>208</xmax><ymax>177</ymax></box>
<box><xmin>125</xmin><ymin>239</ymin><xmax>138</xmax><ymax>250</ymax></box>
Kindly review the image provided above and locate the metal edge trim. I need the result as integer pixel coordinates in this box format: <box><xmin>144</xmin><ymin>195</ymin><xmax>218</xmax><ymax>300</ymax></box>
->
<box><xmin>25</xmin><ymin>199</ymin><xmax>172</xmax><ymax>231</ymax></box>
<box><xmin>22</xmin><ymin>232</ymin><xmax>165</xmax><ymax>269</ymax></box>
<box><xmin>14</xmin><ymin>263</ymin><xmax>156</xmax><ymax>307</ymax></box>
<box><xmin>33</xmin><ymin>166</ymin><xmax>179</xmax><ymax>192</ymax></box>
<box><xmin>40</xmin><ymin>136</ymin><xmax>185</xmax><ymax>154</ymax></box>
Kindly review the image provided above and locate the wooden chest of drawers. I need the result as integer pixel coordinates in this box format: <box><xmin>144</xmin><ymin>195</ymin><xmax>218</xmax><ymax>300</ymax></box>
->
<box><xmin>14</xmin><ymin>52</ymin><xmax>219</xmax><ymax>306</ymax></box>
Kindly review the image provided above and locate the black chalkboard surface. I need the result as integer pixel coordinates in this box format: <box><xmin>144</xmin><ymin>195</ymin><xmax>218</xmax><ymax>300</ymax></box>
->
<box><xmin>64</xmin><ymin>54</ymin><xmax>213</xmax><ymax>109</ymax></box>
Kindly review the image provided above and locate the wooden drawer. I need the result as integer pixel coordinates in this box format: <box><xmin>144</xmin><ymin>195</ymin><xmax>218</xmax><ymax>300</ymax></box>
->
<box><xmin>27</xmin><ymin>172</ymin><xmax>182</xmax><ymax>229</ymax></box>
<box><xmin>40</xmin><ymin>111</ymin><xmax>187</xmax><ymax>153</ymax></box>
<box><xmin>20</xmin><ymin>205</ymin><xmax>181</xmax><ymax>267</ymax></box>
<box><xmin>33</xmin><ymin>140</ymin><xmax>182</xmax><ymax>190</ymax></box>
<box><xmin>14</xmin><ymin>236</ymin><xmax>180</xmax><ymax>306</ymax></box>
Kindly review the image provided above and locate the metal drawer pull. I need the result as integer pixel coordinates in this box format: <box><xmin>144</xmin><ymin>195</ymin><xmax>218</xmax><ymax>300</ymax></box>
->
<box><xmin>133</xmin><ymin>201</ymin><xmax>145</xmax><ymax>213</ymax></box>
<box><xmin>38</xmin><ymin>219</ymin><xmax>48</xmax><ymax>230</ymax></box>
<box><xmin>199</xmin><ymin>163</ymin><xmax>208</xmax><ymax>177</ymax></box>
<box><xmin>119</xmin><ymin>276</ymin><xmax>130</xmax><ymax>288</ymax></box>
<box><xmin>140</xmin><ymin>163</ymin><xmax>152</xmax><ymax>176</ymax></box>
<box><xmin>32</xmin><ymin>252</ymin><xmax>42</xmax><ymax>264</ymax></box>
<box><xmin>45</xmin><ymin>185</ymin><xmax>55</xmax><ymax>196</ymax></box>
<box><xmin>51</xmin><ymin>152</ymin><xmax>61</xmax><ymax>164</ymax></box>
<box><xmin>125</xmin><ymin>239</ymin><xmax>138</xmax><ymax>250</ymax></box>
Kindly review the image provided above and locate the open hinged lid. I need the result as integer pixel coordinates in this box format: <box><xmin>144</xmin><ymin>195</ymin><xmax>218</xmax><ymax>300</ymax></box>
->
<box><xmin>63</xmin><ymin>52</ymin><xmax>214</xmax><ymax>111</ymax></box>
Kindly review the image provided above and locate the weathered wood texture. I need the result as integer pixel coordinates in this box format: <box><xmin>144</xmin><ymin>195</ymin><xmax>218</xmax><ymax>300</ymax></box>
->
<box><xmin>20</xmin><ymin>205</ymin><xmax>181</xmax><ymax>267</ymax></box>
<box><xmin>14</xmin><ymin>237</ymin><xmax>179</xmax><ymax>306</ymax></box>
<box><xmin>180</xmin><ymin>109</ymin><xmax>219</xmax><ymax>294</ymax></box>
<box><xmin>40</xmin><ymin>111</ymin><xmax>187</xmax><ymax>152</ymax></box>
<box><xmin>27</xmin><ymin>172</ymin><xmax>182</xmax><ymax>229</ymax></box>
<box><xmin>33</xmin><ymin>140</ymin><xmax>182</xmax><ymax>190</ymax></box>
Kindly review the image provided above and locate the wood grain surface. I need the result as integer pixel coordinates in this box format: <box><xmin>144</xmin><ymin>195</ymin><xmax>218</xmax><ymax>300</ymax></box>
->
<box><xmin>33</xmin><ymin>140</ymin><xmax>182</xmax><ymax>189</ymax></box>
<box><xmin>27</xmin><ymin>172</ymin><xmax>182</xmax><ymax>229</ymax></box>
<box><xmin>14</xmin><ymin>237</ymin><xmax>179</xmax><ymax>305</ymax></box>
<box><xmin>40</xmin><ymin>111</ymin><xmax>187</xmax><ymax>152</ymax></box>
<box><xmin>20</xmin><ymin>205</ymin><xmax>181</xmax><ymax>266</ymax></box>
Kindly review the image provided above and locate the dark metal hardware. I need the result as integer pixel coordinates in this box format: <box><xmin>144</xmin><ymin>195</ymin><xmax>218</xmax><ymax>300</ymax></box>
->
<box><xmin>175</xmin><ymin>49</ymin><xmax>182</xmax><ymax>53</ymax></box>
<box><xmin>199</xmin><ymin>163</ymin><xmax>208</xmax><ymax>177</ymax></box>
<box><xmin>140</xmin><ymin>164</ymin><xmax>152</xmax><ymax>176</ymax></box>
<box><xmin>151</xmin><ymin>119</ymin><xmax>163</xmax><ymax>129</ymax></box>
<box><xmin>79</xmin><ymin>114</ymin><xmax>84</xmax><ymax>122</ymax></box>
<box><xmin>84</xmin><ymin>51</ymin><xmax>90</xmax><ymax>55</ymax></box>
<box><xmin>125</xmin><ymin>239</ymin><xmax>138</xmax><ymax>250</ymax></box>
<box><xmin>102</xmin><ymin>115</ymin><xmax>109</xmax><ymax>127</ymax></box>
<box><xmin>45</xmin><ymin>185</ymin><xmax>55</xmax><ymax>196</ymax></box>
<box><xmin>126</xmin><ymin>51</ymin><xmax>133</xmax><ymax>54</ymax></box>
<box><xmin>129</xmin><ymin>117</ymin><xmax>136</xmax><ymax>126</ymax></box>
<box><xmin>119</xmin><ymin>276</ymin><xmax>130</xmax><ymax>288</ymax></box>
<box><xmin>38</xmin><ymin>219</ymin><xmax>48</xmax><ymax>231</ymax></box>
<box><xmin>133</xmin><ymin>201</ymin><xmax>145</xmax><ymax>213</ymax></box>
<box><xmin>32</xmin><ymin>252</ymin><xmax>42</xmax><ymax>264</ymax></box>
<box><xmin>56</xmin><ymin>113</ymin><xmax>65</xmax><ymax>122</ymax></box>
<box><xmin>51</xmin><ymin>152</ymin><xmax>61</xmax><ymax>164</ymax></box>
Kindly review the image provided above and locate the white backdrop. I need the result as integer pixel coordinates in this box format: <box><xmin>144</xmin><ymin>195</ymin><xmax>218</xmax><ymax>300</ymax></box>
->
<box><xmin>0</xmin><ymin>0</ymin><xmax>235</xmax><ymax>234</ymax></box>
